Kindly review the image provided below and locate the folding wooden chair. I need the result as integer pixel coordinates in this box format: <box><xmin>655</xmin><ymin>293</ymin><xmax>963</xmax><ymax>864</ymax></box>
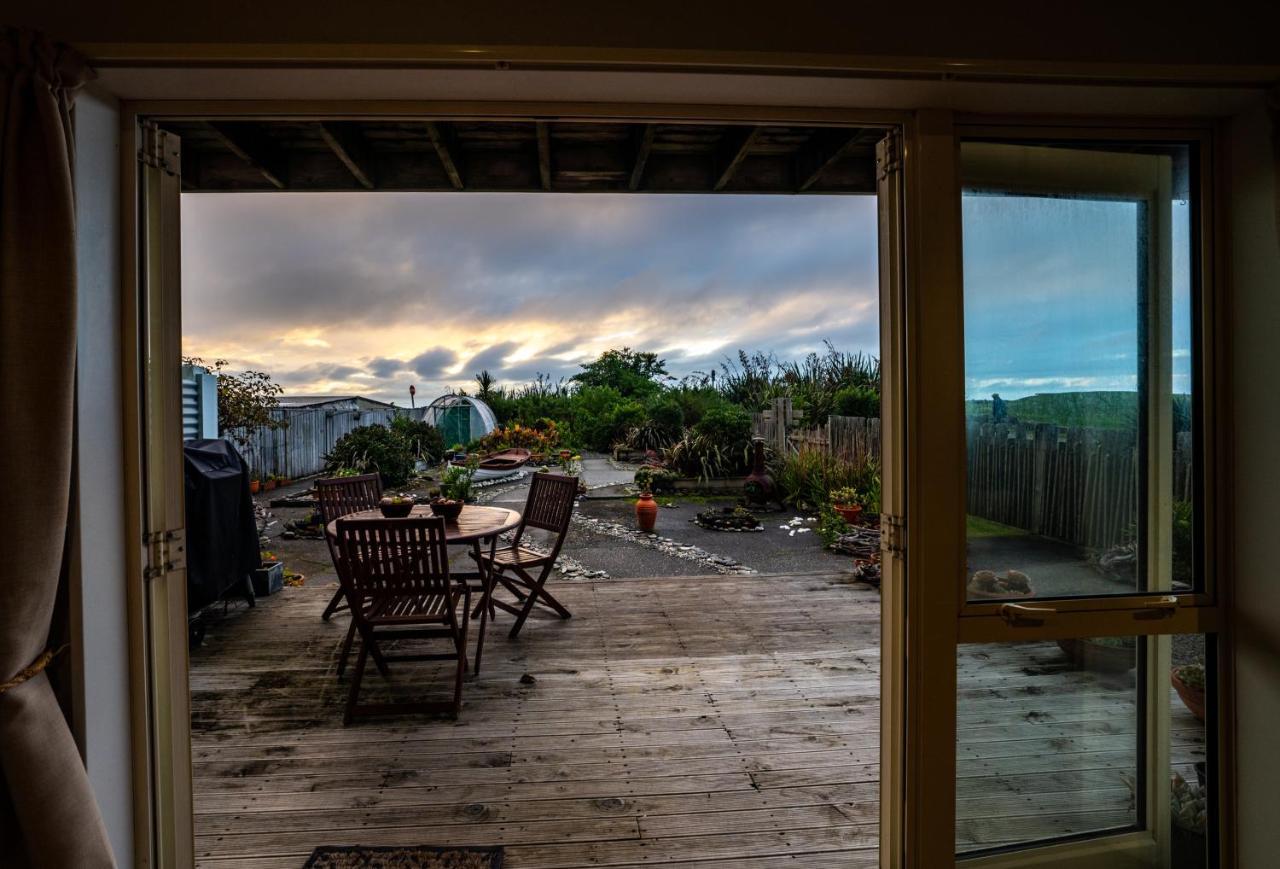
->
<box><xmin>334</xmin><ymin>515</ymin><xmax>470</xmax><ymax>724</ymax></box>
<box><xmin>471</xmin><ymin>472</ymin><xmax>578</xmax><ymax>648</ymax></box>
<box><xmin>316</xmin><ymin>472</ymin><xmax>382</xmax><ymax>622</ymax></box>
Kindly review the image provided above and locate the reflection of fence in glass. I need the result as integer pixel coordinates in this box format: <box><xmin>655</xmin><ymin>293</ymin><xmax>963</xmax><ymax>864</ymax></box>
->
<box><xmin>967</xmin><ymin>420</ymin><xmax>1193</xmax><ymax>551</ymax></box>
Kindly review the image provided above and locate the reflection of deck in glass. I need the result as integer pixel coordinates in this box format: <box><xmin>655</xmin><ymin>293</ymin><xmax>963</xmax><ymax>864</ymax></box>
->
<box><xmin>188</xmin><ymin>574</ymin><xmax>1203</xmax><ymax>866</ymax></box>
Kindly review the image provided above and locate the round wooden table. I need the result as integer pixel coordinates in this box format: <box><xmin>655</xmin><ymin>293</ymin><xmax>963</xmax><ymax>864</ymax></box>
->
<box><xmin>324</xmin><ymin>504</ymin><xmax>521</xmax><ymax>543</ymax></box>
<box><xmin>326</xmin><ymin>504</ymin><xmax>522</xmax><ymax>678</ymax></box>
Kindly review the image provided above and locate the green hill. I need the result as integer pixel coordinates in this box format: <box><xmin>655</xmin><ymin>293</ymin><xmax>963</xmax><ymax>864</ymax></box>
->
<box><xmin>965</xmin><ymin>391</ymin><xmax>1191</xmax><ymax>431</ymax></box>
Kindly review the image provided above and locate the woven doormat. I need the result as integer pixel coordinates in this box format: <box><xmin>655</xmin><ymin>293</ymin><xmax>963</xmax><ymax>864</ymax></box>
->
<box><xmin>304</xmin><ymin>845</ymin><xmax>504</xmax><ymax>868</ymax></box>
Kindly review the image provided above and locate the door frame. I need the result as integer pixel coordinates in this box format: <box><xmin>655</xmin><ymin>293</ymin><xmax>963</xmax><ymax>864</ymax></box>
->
<box><xmin>116</xmin><ymin>99</ymin><xmax>1234</xmax><ymax>869</ymax></box>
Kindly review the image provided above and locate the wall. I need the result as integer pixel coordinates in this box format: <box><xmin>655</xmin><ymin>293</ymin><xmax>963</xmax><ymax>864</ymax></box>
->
<box><xmin>1228</xmin><ymin>97</ymin><xmax>1280</xmax><ymax>866</ymax></box>
<box><xmin>71</xmin><ymin>87</ymin><xmax>134</xmax><ymax>864</ymax></box>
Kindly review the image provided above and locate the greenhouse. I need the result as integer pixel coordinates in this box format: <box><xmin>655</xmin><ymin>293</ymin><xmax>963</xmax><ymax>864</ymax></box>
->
<box><xmin>422</xmin><ymin>394</ymin><xmax>498</xmax><ymax>447</ymax></box>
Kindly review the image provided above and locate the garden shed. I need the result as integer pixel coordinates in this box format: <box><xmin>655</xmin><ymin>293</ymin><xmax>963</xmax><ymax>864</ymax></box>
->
<box><xmin>422</xmin><ymin>393</ymin><xmax>498</xmax><ymax>447</ymax></box>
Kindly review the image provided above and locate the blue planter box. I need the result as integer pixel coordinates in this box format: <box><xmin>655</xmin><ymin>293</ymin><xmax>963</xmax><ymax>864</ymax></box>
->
<box><xmin>252</xmin><ymin>561</ymin><xmax>284</xmax><ymax>596</ymax></box>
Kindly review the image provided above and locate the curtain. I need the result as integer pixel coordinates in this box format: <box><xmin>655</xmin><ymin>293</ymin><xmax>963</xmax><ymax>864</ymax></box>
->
<box><xmin>0</xmin><ymin>28</ymin><xmax>115</xmax><ymax>868</ymax></box>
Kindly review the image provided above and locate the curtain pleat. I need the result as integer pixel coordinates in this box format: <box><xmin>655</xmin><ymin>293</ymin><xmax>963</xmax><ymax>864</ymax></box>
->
<box><xmin>0</xmin><ymin>27</ymin><xmax>115</xmax><ymax>868</ymax></box>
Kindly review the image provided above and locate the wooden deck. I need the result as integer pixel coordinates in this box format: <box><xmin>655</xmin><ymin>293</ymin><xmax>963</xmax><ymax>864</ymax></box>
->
<box><xmin>189</xmin><ymin>573</ymin><xmax>1204</xmax><ymax>867</ymax></box>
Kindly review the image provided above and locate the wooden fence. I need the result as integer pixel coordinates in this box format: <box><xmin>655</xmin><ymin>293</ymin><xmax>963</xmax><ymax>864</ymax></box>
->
<box><xmin>754</xmin><ymin>401</ymin><xmax>1193</xmax><ymax>550</ymax></box>
<box><xmin>233</xmin><ymin>406</ymin><xmax>426</xmax><ymax>479</ymax></box>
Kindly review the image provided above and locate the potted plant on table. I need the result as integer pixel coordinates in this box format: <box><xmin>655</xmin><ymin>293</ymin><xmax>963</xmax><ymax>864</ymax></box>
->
<box><xmin>829</xmin><ymin>487</ymin><xmax>864</xmax><ymax>525</ymax></box>
<box><xmin>379</xmin><ymin>493</ymin><xmax>415</xmax><ymax>518</ymax></box>
<box><xmin>430</xmin><ymin>463</ymin><xmax>474</xmax><ymax>521</ymax></box>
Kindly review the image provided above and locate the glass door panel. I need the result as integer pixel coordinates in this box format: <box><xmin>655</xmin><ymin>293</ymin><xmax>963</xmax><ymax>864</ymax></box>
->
<box><xmin>952</xmin><ymin>135</ymin><xmax>1216</xmax><ymax>869</ymax></box>
<box><xmin>961</xmin><ymin>142</ymin><xmax>1199</xmax><ymax>603</ymax></box>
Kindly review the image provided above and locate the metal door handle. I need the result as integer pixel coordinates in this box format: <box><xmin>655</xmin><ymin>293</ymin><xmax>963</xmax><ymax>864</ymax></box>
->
<box><xmin>1135</xmin><ymin>595</ymin><xmax>1179</xmax><ymax>619</ymax></box>
<box><xmin>999</xmin><ymin>602</ymin><xmax>1057</xmax><ymax>626</ymax></box>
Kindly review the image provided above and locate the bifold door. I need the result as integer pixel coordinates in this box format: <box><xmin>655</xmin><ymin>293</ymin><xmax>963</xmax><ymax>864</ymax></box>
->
<box><xmin>906</xmin><ymin>126</ymin><xmax>1224</xmax><ymax>869</ymax></box>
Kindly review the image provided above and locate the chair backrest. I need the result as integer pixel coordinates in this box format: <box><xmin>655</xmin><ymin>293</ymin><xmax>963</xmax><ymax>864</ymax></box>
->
<box><xmin>335</xmin><ymin>516</ymin><xmax>451</xmax><ymax>610</ymax></box>
<box><xmin>515</xmin><ymin>473</ymin><xmax>578</xmax><ymax>552</ymax></box>
<box><xmin>315</xmin><ymin>473</ymin><xmax>383</xmax><ymax>525</ymax></box>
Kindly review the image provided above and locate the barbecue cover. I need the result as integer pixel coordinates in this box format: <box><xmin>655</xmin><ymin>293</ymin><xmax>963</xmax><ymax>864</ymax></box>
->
<box><xmin>183</xmin><ymin>438</ymin><xmax>261</xmax><ymax>613</ymax></box>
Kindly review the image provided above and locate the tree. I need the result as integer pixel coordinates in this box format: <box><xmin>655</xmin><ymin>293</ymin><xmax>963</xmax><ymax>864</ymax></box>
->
<box><xmin>474</xmin><ymin>369</ymin><xmax>496</xmax><ymax>402</ymax></box>
<box><xmin>183</xmin><ymin>357</ymin><xmax>286</xmax><ymax>446</ymax></box>
<box><xmin>571</xmin><ymin>348</ymin><xmax>668</xmax><ymax>398</ymax></box>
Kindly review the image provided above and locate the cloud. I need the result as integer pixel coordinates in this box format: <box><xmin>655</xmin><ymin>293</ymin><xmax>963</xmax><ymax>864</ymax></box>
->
<box><xmin>408</xmin><ymin>348</ymin><xmax>458</xmax><ymax>379</ymax></box>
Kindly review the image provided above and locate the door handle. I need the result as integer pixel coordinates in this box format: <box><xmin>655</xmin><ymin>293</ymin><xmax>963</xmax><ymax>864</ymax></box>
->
<box><xmin>999</xmin><ymin>602</ymin><xmax>1058</xmax><ymax>627</ymax></box>
<box><xmin>1135</xmin><ymin>595</ymin><xmax>1179</xmax><ymax>619</ymax></box>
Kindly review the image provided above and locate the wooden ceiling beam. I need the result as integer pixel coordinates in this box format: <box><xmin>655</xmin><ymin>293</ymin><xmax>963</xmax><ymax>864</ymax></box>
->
<box><xmin>425</xmin><ymin>122</ymin><xmax>464</xmax><ymax>190</ymax></box>
<box><xmin>795</xmin><ymin>128</ymin><xmax>874</xmax><ymax>192</ymax></box>
<box><xmin>204</xmin><ymin>122</ymin><xmax>286</xmax><ymax>189</ymax></box>
<box><xmin>536</xmin><ymin>121</ymin><xmax>552</xmax><ymax>190</ymax></box>
<box><xmin>629</xmin><ymin>124</ymin><xmax>656</xmax><ymax>191</ymax></box>
<box><xmin>713</xmin><ymin>126</ymin><xmax>763</xmax><ymax>191</ymax></box>
<box><xmin>317</xmin><ymin>122</ymin><xmax>374</xmax><ymax>189</ymax></box>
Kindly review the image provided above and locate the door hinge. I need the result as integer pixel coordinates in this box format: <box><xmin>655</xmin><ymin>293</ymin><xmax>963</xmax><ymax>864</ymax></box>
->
<box><xmin>139</xmin><ymin>122</ymin><xmax>181</xmax><ymax>176</ymax></box>
<box><xmin>143</xmin><ymin>529</ymin><xmax>187</xmax><ymax>580</ymax></box>
<box><xmin>881</xmin><ymin>514</ymin><xmax>905</xmax><ymax>559</ymax></box>
<box><xmin>876</xmin><ymin>131</ymin><xmax>903</xmax><ymax>181</ymax></box>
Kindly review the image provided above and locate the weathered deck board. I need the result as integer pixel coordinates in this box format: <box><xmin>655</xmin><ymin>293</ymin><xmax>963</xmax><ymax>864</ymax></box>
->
<box><xmin>190</xmin><ymin>574</ymin><xmax>1203</xmax><ymax>866</ymax></box>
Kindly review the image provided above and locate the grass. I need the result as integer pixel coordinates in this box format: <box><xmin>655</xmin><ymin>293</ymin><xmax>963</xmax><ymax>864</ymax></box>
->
<box><xmin>966</xmin><ymin>391</ymin><xmax>1141</xmax><ymax>429</ymax></box>
<box><xmin>966</xmin><ymin>515</ymin><xmax>1030</xmax><ymax>539</ymax></box>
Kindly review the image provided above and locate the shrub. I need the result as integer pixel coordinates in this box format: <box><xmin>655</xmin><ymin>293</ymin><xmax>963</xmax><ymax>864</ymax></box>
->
<box><xmin>833</xmin><ymin>384</ymin><xmax>880</xmax><ymax>419</ymax></box>
<box><xmin>437</xmin><ymin>463</ymin><xmax>476</xmax><ymax>502</ymax></box>
<box><xmin>634</xmin><ymin>465</ymin><xmax>680</xmax><ymax>493</ymax></box>
<box><xmin>324</xmin><ymin>425</ymin><xmax>414</xmax><ymax>487</ymax></box>
<box><xmin>390</xmin><ymin>415</ymin><xmax>445</xmax><ymax>464</ymax></box>
<box><xmin>474</xmin><ymin>419</ymin><xmax>562</xmax><ymax>454</ymax></box>
<box><xmin>772</xmin><ymin>450</ymin><xmax>881</xmax><ymax>513</ymax></box>
<box><xmin>692</xmin><ymin>404</ymin><xmax>752</xmax><ymax>447</ymax></box>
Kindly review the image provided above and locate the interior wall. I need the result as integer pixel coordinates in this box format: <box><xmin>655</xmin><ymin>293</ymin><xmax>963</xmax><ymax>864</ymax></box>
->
<box><xmin>72</xmin><ymin>86</ymin><xmax>133</xmax><ymax>865</ymax></box>
<box><xmin>1228</xmin><ymin>96</ymin><xmax>1280</xmax><ymax>865</ymax></box>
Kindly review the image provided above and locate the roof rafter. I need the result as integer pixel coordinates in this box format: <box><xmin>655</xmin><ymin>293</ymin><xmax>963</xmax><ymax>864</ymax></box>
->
<box><xmin>317</xmin><ymin>122</ymin><xmax>374</xmax><ymax>189</ymax></box>
<box><xmin>629</xmin><ymin>124</ymin><xmax>656</xmax><ymax>191</ymax></box>
<box><xmin>425</xmin><ymin>122</ymin><xmax>464</xmax><ymax>190</ymax></box>
<box><xmin>795</xmin><ymin>128</ymin><xmax>878</xmax><ymax>192</ymax></box>
<box><xmin>536</xmin><ymin>121</ymin><xmax>552</xmax><ymax>190</ymax></box>
<box><xmin>205</xmin><ymin>121</ymin><xmax>287</xmax><ymax>189</ymax></box>
<box><xmin>713</xmin><ymin>125</ymin><xmax>763</xmax><ymax>191</ymax></box>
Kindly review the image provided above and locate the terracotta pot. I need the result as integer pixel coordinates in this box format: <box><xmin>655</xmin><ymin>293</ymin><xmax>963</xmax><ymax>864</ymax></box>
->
<box><xmin>833</xmin><ymin>504</ymin><xmax>863</xmax><ymax>525</ymax></box>
<box><xmin>635</xmin><ymin>492</ymin><xmax>658</xmax><ymax>533</ymax></box>
<box><xmin>249</xmin><ymin>479</ymin><xmax>261</xmax><ymax>494</ymax></box>
<box><xmin>1171</xmin><ymin>667</ymin><xmax>1206</xmax><ymax>721</ymax></box>
<box><xmin>559</xmin><ymin>449</ymin><xmax>572</xmax><ymax>461</ymax></box>
<box><xmin>264</xmin><ymin>479</ymin><xmax>276</xmax><ymax>491</ymax></box>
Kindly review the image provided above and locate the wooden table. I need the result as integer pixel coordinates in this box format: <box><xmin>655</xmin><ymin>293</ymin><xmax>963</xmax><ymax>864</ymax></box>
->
<box><xmin>326</xmin><ymin>504</ymin><xmax>522</xmax><ymax>676</ymax></box>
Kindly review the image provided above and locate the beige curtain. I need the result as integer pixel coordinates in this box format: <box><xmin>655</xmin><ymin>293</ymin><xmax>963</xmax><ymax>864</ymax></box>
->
<box><xmin>0</xmin><ymin>28</ymin><xmax>114</xmax><ymax>868</ymax></box>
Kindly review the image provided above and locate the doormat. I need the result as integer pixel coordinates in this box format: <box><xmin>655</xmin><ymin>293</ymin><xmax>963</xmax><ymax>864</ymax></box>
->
<box><xmin>304</xmin><ymin>845</ymin><xmax>504</xmax><ymax>868</ymax></box>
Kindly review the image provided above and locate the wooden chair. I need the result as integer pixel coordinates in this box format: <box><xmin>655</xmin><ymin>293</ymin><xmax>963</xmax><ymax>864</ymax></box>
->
<box><xmin>334</xmin><ymin>515</ymin><xmax>470</xmax><ymax>723</ymax></box>
<box><xmin>316</xmin><ymin>473</ymin><xmax>382</xmax><ymax>622</ymax></box>
<box><xmin>471</xmin><ymin>473</ymin><xmax>578</xmax><ymax>651</ymax></box>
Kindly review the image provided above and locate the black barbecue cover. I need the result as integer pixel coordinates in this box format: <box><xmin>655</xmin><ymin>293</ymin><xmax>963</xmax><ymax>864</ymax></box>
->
<box><xmin>184</xmin><ymin>439</ymin><xmax>261</xmax><ymax>613</ymax></box>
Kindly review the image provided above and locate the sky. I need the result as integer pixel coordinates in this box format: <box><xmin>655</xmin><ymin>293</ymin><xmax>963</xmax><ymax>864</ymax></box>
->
<box><xmin>180</xmin><ymin>186</ymin><xmax>1192</xmax><ymax>407</ymax></box>
<box><xmin>181</xmin><ymin>192</ymin><xmax>880</xmax><ymax>406</ymax></box>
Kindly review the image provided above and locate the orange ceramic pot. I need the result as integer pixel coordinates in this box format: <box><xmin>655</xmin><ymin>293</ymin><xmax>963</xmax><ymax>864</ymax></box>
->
<box><xmin>635</xmin><ymin>492</ymin><xmax>658</xmax><ymax>532</ymax></box>
<box><xmin>250</xmin><ymin>479</ymin><xmax>261</xmax><ymax>494</ymax></box>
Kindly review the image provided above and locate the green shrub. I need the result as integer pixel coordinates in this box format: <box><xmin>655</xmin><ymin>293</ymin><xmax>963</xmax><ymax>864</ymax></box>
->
<box><xmin>772</xmin><ymin>450</ymin><xmax>881</xmax><ymax>513</ymax></box>
<box><xmin>692</xmin><ymin>404</ymin><xmax>752</xmax><ymax>447</ymax></box>
<box><xmin>390</xmin><ymin>415</ymin><xmax>445</xmax><ymax>464</ymax></box>
<box><xmin>635</xmin><ymin>465</ymin><xmax>680</xmax><ymax>493</ymax></box>
<box><xmin>833</xmin><ymin>384</ymin><xmax>880</xmax><ymax>419</ymax></box>
<box><xmin>324</xmin><ymin>425</ymin><xmax>414</xmax><ymax>487</ymax></box>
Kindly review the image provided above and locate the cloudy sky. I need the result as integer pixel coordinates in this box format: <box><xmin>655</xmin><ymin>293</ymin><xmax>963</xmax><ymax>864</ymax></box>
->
<box><xmin>181</xmin><ymin>192</ymin><xmax>880</xmax><ymax>406</ymax></box>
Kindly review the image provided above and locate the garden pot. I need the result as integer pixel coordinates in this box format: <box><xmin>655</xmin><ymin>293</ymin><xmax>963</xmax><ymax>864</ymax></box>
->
<box><xmin>1171</xmin><ymin>667</ymin><xmax>1207</xmax><ymax>721</ymax></box>
<box><xmin>1057</xmin><ymin>638</ymin><xmax>1136</xmax><ymax>673</ymax></box>
<box><xmin>635</xmin><ymin>492</ymin><xmax>658</xmax><ymax>533</ymax></box>
<box><xmin>379</xmin><ymin>497</ymin><xmax>414</xmax><ymax>518</ymax></box>
<box><xmin>252</xmin><ymin>561</ymin><xmax>284</xmax><ymax>596</ymax></box>
<box><xmin>264</xmin><ymin>479</ymin><xmax>276</xmax><ymax>491</ymax></box>
<box><xmin>428</xmin><ymin>499</ymin><xmax>464</xmax><ymax>521</ymax></box>
<box><xmin>249</xmin><ymin>479</ymin><xmax>261</xmax><ymax>494</ymax></box>
<box><xmin>834</xmin><ymin>504</ymin><xmax>863</xmax><ymax>525</ymax></box>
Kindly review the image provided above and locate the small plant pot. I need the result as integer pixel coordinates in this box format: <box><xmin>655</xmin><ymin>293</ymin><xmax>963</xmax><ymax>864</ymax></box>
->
<box><xmin>429</xmin><ymin>499</ymin><xmax>464</xmax><ymax>521</ymax></box>
<box><xmin>1171</xmin><ymin>667</ymin><xmax>1206</xmax><ymax>721</ymax></box>
<box><xmin>379</xmin><ymin>498</ymin><xmax>414</xmax><ymax>518</ymax></box>
<box><xmin>635</xmin><ymin>492</ymin><xmax>658</xmax><ymax>533</ymax></box>
<box><xmin>264</xmin><ymin>479</ymin><xmax>277</xmax><ymax>491</ymax></box>
<box><xmin>249</xmin><ymin>479</ymin><xmax>261</xmax><ymax>494</ymax></box>
<box><xmin>559</xmin><ymin>449</ymin><xmax>572</xmax><ymax>461</ymax></box>
<box><xmin>252</xmin><ymin>561</ymin><xmax>284</xmax><ymax>596</ymax></box>
<box><xmin>833</xmin><ymin>504</ymin><xmax>863</xmax><ymax>525</ymax></box>
<box><xmin>1058</xmin><ymin>638</ymin><xmax>1136</xmax><ymax>673</ymax></box>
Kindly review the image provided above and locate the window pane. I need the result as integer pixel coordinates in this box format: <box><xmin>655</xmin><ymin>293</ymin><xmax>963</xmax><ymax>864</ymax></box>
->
<box><xmin>961</xmin><ymin>142</ymin><xmax>1198</xmax><ymax>601</ymax></box>
<box><xmin>956</xmin><ymin>633</ymin><xmax>1214</xmax><ymax>860</ymax></box>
